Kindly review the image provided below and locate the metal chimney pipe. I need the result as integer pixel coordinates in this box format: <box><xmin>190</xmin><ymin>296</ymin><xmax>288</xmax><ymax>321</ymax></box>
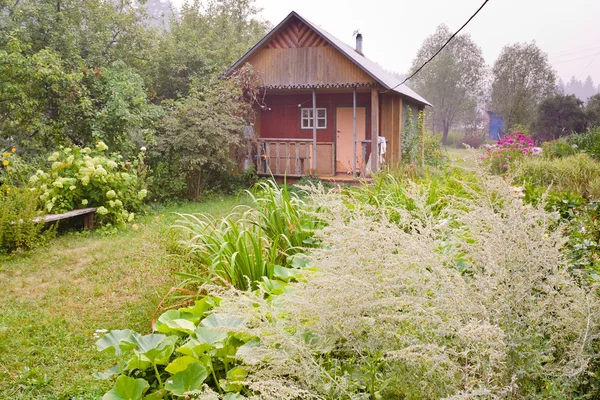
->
<box><xmin>355</xmin><ymin>33</ymin><xmax>363</xmax><ymax>55</ymax></box>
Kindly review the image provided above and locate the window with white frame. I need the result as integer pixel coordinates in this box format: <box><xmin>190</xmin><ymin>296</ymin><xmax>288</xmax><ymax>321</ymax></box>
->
<box><xmin>301</xmin><ymin>108</ymin><xmax>327</xmax><ymax>129</ymax></box>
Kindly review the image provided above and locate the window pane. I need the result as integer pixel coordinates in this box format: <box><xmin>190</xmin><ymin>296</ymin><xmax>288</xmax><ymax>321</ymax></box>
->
<box><xmin>317</xmin><ymin>109</ymin><xmax>326</xmax><ymax>118</ymax></box>
<box><xmin>302</xmin><ymin>109</ymin><xmax>310</xmax><ymax>118</ymax></box>
<box><xmin>317</xmin><ymin>118</ymin><xmax>326</xmax><ymax>128</ymax></box>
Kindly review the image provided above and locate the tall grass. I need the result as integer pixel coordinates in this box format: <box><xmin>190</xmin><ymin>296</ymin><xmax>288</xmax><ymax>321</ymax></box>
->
<box><xmin>172</xmin><ymin>180</ymin><xmax>320</xmax><ymax>290</ymax></box>
<box><xmin>513</xmin><ymin>153</ymin><xmax>600</xmax><ymax>199</ymax></box>
<box><xmin>246</xmin><ymin>180</ymin><xmax>320</xmax><ymax>255</ymax></box>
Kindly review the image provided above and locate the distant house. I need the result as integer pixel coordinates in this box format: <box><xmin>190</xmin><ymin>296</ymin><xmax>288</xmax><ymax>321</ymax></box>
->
<box><xmin>226</xmin><ymin>11</ymin><xmax>431</xmax><ymax>179</ymax></box>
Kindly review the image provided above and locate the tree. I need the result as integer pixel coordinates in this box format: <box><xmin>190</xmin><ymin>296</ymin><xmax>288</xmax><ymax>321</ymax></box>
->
<box><xmin>409</xmin><ymin>25</ymin><xmax>487</xmax><ymax>144</ymax></box>
<box><xmin>491</xmin><ymin>42</ymin><xmax>556</xmax><ymax>129</ymax></box>
<box><xmin>534</xmin><ymin>94</ymin><xmax>587</xmax><ymax>141</ymax></box>
<box><xmin>145</xmin><ymin>0</ymin><xmax>270</xmax><ymax>100</ymax></box>
<box><xmin>587</xmin><ymin>93</ymin><xmax>600</xmax><ymax>128</ymax></box>
<box><xmin>153</xmin><ymin>64</ymin><xmax>260</xmax><ymax>198</ymax></box>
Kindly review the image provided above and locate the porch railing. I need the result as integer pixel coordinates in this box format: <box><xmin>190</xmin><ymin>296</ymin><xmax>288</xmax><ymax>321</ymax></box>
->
<box><xmin>250</xmin><ymin>139</ymin><xmax>314</xmax><ymax>177</ymax></box>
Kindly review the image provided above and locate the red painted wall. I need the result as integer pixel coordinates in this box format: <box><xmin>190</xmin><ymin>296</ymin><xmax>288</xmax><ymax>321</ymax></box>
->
<box><xmin>259</xmin><ymin>93</ymin><xmax>372</xmax><ymax>142</ymax></box>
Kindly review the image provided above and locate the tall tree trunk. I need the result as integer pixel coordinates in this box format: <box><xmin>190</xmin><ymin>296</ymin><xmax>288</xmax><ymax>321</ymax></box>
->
<box><xmin>442</xmin><ymin>124</ymin><xmax>450</xmax><ymax>145</ymax></box>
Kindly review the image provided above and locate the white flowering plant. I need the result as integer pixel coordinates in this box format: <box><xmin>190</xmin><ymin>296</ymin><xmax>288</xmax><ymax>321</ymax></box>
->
<box><xmin>28</xmin><ymin>142</ymin><xmax>148</xmax><ymax>225</ymax></box>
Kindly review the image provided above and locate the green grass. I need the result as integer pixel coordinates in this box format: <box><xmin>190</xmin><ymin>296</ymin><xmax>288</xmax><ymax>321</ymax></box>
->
<box><xmin>0</xmin><ymin>196</ymin><xmax>244</xmax><ymax>399</ymax></box>
<box><xmin>444</xmin><ymin>146</ymin><xmax>484</xmax><ymax>170</ymax></box>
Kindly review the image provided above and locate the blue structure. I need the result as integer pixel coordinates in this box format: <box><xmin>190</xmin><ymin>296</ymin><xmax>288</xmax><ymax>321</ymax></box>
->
<box><xmin>488</xmin><ymin>111</ymin><xmax>504</xmax><ymax>141</ymax></box>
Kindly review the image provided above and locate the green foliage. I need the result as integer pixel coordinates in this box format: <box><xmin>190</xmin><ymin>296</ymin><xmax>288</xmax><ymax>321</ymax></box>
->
<box><xmin>95</xmin><ymin>296</ymin><xmax>266</xmax><ymax>398</ymax></box>
<box><xmin>402</xmin><ymin>107</ymin><xmax>420</xmax><ymax>163</ymax></box>
<box><xmin>0</xmin><ymin>187</ymin><xmax>52</xmax><ymax>253</ymax></box>
<box><xmin>423</xmin><ymin>132</ymin><xmax>447</xmax><ymax>166</ymax></box>
<box><xmin>409</xmin><ymin>24</ymin><xmax>486</xmax><ymax>143</ymax></box>
<box><xmin>541</xmin><ymin>137</ymin><xmax>579</xmax><ymax>159</ymax></box>
<box><xmin>174</xmin><ymin>213</ymin><xmax>280</xmax><ymax>291</ymax></box>
<box><xmin>29</xmin><ymin>143</ymin><xmax>148</xmax><ymax>225</ymax></box>
<box><xmin>492</xmin><ymin>42</ymin><xmax>557</xmax><ymax>129</ymax></box>
<box><xmin>568</xmin><ymin>127</ymin><xmax>600</xmax><ymax>161</ymax></box>
<box><xmin>172</xmin><ymin>180</ymin><xmax>319</xmax><ymax>290</ymax></box>
<box><xmin>149</xmin><ymin>65</ymin><xmax>261</xmax><ymax>199</ymax></box>
<box><xmin>513</xmin><ymin>153</ymin><xmax>600</xmax><ymax>198</ymax></box>
<box><xmin>146</xmin><ymin>0</ymin><xmax>269</xmax><ymax>100</ymax></box>
<box><xmin>534</xmin><ymin>93</ymin><xmax>588</xmax><ymax>141</ymax></box>
<box><xmin>587</xmin><ymin>93</ymin><xmax>600</xmax><ymax>128</ymax></box>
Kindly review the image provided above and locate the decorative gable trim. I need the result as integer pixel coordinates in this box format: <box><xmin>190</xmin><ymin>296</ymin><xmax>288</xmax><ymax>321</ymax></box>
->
<box><xmin>265</xmin><ymin>20</ymin><xmax>328</xmax><ymax>49</ymax></box>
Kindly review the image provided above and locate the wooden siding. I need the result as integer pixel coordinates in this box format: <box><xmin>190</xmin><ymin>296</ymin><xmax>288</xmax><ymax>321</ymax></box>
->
<box><xmin>371</xmin><ymin>88</ymin><xmax>379</xmax><ymax>171</ymax></box>
<box><xmin>248</xmin><ymin>45</ymin><xmax>375</xmax><ymax>87</ymax></box>
<box><xmin>380</xmin><ymin>94</ymin><xmax>404</xmax><ymax>164</ymax></box>
<box><xmin>259</xmin><ymin>92</ymin><xmax>372</xmax><ymax>142</ymax></box>
<box><xmin>265</xmin><ymin>20</ymin><xmax>328</xmax><ymax>48</ymax></box>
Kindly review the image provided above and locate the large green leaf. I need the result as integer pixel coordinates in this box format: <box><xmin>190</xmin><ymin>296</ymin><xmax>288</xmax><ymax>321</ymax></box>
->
<box><xmin>179</xmin><ymin>296</ymin><xmax>220</xmax><ymax>318</ymax></box>
<box><xmin>103</xmin><ymin>375</ymin><xmax>149</xmax><ymax>400</ymax></box>
<box><xmin>273</xmin><ymin>265</ymin><xmax>302</xmax><ymax>281</ymax></box>
<box><xmin>223</xmin><ymin>366</ymin><xmax>248</xmax><ymax>393</ymax></box>
<box><xmin>176</xmin><ymin>338</ymin><xmax>214</xmax><ymax>358</ymax></box>
<box><xmin>133</xmin><ymin>334</ymin><xmax>177</xmax><ymax>364</ymax></box>
<box><xmin>164</xmin><ymin>363</ymin><xmax>208</xmax><ymax>396</ymax></box>
<box><xmin>94</xmin><ymin>362</ymin><xmax>125</xmax><ymax>380</ymax></box>
<box><xmin>201</xmin><ymin>314</ymin><xmax>246</xmax><ymax>330</ymax></box>
<box><xmin>259</xmin><ymin>277</ymin><xmax>287</xmax><ymax>295</ymax></box>
<box><xmin>195</xmin><ymin>326</ymin><xmax>228</xmax><ymax>345</ymax></box>
<box><xmin>96</xmin><ymin>330</ymin><xmax>137</xmax><ymax>357</ymax></box>
<box><xmin>155</xmin><ymin>310</ymin><xmax>197</xmax><ymax>335</ymax></box>
<box><xmin>165</xmin><ymin>356</ymin><xmax>203</xmax><ymax>375</ymax></box>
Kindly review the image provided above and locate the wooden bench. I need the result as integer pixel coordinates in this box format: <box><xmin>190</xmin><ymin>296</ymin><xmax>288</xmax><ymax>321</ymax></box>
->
<box><xmin>33</xmin><ymin>207</ymin><xmax>97</xmax><ymax>230</ymax></box>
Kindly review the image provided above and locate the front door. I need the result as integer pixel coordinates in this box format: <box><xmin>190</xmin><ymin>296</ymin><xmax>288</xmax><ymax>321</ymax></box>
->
<box><xmin>335</xmin><ymin>107</ymin><xmax>366</xmax><ymax>174</ymax></box>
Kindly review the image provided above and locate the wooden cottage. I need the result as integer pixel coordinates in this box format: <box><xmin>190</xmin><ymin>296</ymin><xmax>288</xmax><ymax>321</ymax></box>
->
<box><xmin>226</xmin><ymin>11</ymin><xmax>431</xmax><ymax>179</ymax></box>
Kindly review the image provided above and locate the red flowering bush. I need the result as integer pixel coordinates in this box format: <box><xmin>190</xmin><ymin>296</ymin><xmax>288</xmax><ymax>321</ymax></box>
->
<box><xmin>481</xmin><ymin>131</ymin><xmax>541</xmax><ymax>174</ymax></box>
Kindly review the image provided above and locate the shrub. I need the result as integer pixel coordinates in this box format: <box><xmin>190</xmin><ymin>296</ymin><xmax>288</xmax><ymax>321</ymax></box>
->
<box><xmin>541</xmin><ymin>137</ymin><xmax>579</xmax><ymax>159</ymax></box>
<box><xmin>461</xmin><ymin>132</ymin><xmax>486</xmax><ymax>148</ymax></box>
<box><xmin>0</xmin><ymin>187</ymin><xmax>52</xmax><ymax>253</ymax></box>
<box><xmin>423</xmin><ymin>132</ymin><xmax>447</xmax><ymax>166</ymax></box>
<box><xmin>568</xmin><ymin>127</ymin><xmax>600</xmax><ymax>161</ymax></box>
<box><xmin>443</xmin><ymin>131</ymin><xmax>465</xmax><ymax>148</ymax></box>
<box><xmin>29</xmin><ymin>142</ymin><xmax>148</xmax><ymax>226</ymax></box>
<box><xmin>206</xmin><ymin>173</ymin><xmax>600</xmax><ymax>399</ymax></box>
<box><xmin>481</xmin><ymin>131</ymin><xmax>541</xmax><ymax>174</ymax></box>
<box><xmin>512</xmin><ymin>153</ymin><xmax>600</xmax><ymax>198</ymax></box>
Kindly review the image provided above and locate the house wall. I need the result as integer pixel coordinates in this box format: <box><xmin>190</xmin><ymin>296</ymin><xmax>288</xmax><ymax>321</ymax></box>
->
<box><xmin>259</xmin><ymin>92</ymin><xmax>372</xmax><ymax>142</ymax></box>
<box><xmin>247</xmin><ymin>45</ymin><xmax>376</xmax><ymax>87</ymax></box>
<box><xmin>380</xmin><ymin>94</ymin><xmax>403</xmax><ymax>164</ymax></box>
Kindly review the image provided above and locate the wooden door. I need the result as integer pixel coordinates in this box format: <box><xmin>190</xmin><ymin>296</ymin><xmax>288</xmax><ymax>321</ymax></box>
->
<box><xmin>335</xmin><ymin>107</ymin><xmax>366</xmax><ymax>174</ymax></box>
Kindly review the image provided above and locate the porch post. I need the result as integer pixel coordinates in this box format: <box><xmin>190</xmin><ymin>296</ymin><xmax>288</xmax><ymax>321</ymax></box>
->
<box><xmin>353</xmin><ymin>86</ymin><xmax>357</xmax><ymax>178</ymax></box>
<box><xmin>312</xmin><ymin>88</ymin><xmax>317</xmax><ymax>172</ymax></box>
<box><xmin>371</xmin><ymin>87</ymin><xmax>379</xmax><ymax>173</ymax></box>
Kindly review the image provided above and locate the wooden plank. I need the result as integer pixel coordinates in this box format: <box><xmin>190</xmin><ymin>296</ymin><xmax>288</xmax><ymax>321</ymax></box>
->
<box><xmin>247</xmin><ymin>46</ymin><xmax>375</xmax><ymax>87</ymax></box>
<box><xmin>398</xmin><ymin>96</ymin><xmax>404</xmax><ymax>162</ymax></box>
<box><xmin>371</xmin><ymin>88</ymin><xmax>379</xmax><ymax>173</ymax></box>
<box><xmin>35</xmin><ymin>207</ymin><xmax>97</xmax><ymax>223</ymax></box>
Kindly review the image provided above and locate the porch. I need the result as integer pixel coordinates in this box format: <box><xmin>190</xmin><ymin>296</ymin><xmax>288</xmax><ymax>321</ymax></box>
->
<box><xmin>246</xmin><ymin>86</ymin><xmax>396</xmax><ymax>179</ymax></box>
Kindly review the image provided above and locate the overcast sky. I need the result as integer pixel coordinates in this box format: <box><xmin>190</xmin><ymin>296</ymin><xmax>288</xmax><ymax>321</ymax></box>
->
<box><xmin>173</xmin><ymin>0</ymin><xmax>600</xmax><ymax>84</ymax></box>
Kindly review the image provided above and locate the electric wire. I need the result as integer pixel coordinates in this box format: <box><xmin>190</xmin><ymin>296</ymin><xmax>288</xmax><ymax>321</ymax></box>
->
<box><xmin>382</xmin><ymin>0</ymin><xmax>491</xmax><ymax>93</ymax></box>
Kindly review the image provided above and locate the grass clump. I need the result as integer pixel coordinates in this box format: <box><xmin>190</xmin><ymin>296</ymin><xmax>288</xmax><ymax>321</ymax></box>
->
<box><xmin>172</xmin><ymin>180</ymin><xmax>320</xmax><ymax>291</ymax></box>
<box><xmin>513</xmin><ymin>153</ymin><xmax>600</xmax><ymax>199</ymax></box>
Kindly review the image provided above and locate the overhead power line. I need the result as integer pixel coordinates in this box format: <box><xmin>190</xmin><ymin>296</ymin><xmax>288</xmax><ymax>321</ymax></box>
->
<box><xmin>383</xmin><ymin>0</ymin><xmax>491</xmax><ymax>94</ymax></box>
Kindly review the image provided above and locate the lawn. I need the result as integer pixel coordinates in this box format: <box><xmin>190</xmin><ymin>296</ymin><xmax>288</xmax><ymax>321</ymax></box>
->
<box><xmin>444</xmin><ymin>146</ymin><xmax>484</xmax><ymax>170</ymax></box>
<box><xmin>0</xmin><ymin>196</ymin><xmax>245</xmax><ymax>400</ymax></box>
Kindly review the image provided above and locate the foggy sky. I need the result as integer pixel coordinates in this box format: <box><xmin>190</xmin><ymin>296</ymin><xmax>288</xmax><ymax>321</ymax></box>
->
<box><xmin>172</xmin><ymin>0</ymin><xmax>600</xmax><ymax>84</ymax></box>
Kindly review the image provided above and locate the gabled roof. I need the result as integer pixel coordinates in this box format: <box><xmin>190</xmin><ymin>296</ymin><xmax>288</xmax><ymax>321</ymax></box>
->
<box><xmin>226</xmin><ymin>11</ymin><xmax>432</xmax><ymax>107</ymax></box>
